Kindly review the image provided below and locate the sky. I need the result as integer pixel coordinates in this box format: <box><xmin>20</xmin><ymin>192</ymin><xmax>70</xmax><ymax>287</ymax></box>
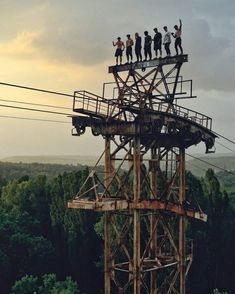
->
<box><xmin>0</xmin><ymin>0</ymin><xmax>234</xmax><ymax>158</ymax></box>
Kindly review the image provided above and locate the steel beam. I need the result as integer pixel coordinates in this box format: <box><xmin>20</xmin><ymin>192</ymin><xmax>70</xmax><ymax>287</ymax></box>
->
<box><xmin>108</xmin><ymin>55</ymin><xmax>188</xmax><ymax>73</ymax></box>
<box><xmin>104</xmin><ymin>138</ymin><xmax>112</xmax><ymax>294</ymax></box>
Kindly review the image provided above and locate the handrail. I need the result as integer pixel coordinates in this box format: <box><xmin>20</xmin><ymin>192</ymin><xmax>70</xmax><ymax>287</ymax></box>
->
<box><xmin>73</xmin><ymin>90</ymin><xmax>212</xmax><ymax>130</ymax></box>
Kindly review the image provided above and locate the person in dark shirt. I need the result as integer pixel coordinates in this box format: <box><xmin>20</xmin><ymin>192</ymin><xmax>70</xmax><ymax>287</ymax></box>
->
<box><xmin>144</xmin><ymin>31</ymin><xmax>152</xmax><ymax>61</ymax></box>
<box><xmin>153</xmin><ymin>28</ymin><xmax>162</xmax><ymax>58</ymax></box>
<box><xmin>135</xmin><ymin>32</ymin><xmax>142</xmax><ymax>62</ymax></box>
<box><xmin>126</xmin><ymin>34</ymin><xmax>134</xmax><ymax>63</ymax></box>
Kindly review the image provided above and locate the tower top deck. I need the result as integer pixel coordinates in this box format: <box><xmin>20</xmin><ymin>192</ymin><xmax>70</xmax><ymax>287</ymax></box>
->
<box><xmin>108</xmin><ymin>54</ymin><xmax>188</xmax><ymax>73</ymax></box>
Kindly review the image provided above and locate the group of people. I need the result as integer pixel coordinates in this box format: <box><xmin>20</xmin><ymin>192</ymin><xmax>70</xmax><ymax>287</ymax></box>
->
<box><xmin>112</xmin><ymin>19</ymin><xmax>183</xmax><ymax>65</ymax></box>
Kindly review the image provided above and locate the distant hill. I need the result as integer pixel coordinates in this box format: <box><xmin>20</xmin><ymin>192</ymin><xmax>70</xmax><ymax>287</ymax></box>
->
<box><xmin>1</xmin><ymin>155</ymin><xmax>103</xmax><ymax>166</ymax></box>
<box><xmin>0</xmin><ymin>161</ymin><xmax>85</xmax><ymax>181</ymax></box>
<box><xmin>2</xmin><ymin>154</ymin><xmax>234</xmax><ymax>177</ymax></box>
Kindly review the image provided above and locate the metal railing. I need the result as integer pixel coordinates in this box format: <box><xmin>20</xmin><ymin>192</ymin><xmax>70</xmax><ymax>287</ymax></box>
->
<box><xmin>151</xmin><ymin>101</ymin><xmax>212</xmax><ymax>130</ymax></box>
<box><xmin>73</xmin><ymin>90</ymin><xmax>212</xmax><ymax>130</ymax></box>
<box><xmin>73</xmin><ymin>90</ymin><xmax>116</xmax><ymax>118</ymax></box>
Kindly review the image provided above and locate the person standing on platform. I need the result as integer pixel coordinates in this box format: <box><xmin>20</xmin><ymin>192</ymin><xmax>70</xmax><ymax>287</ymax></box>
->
<box><xmin>144</xmin><ymin>31</ymin><xmax>152</xmax><ymax>61</ymax></box>
<box><xmin>163</xmin><ymin>26</ymin><xmax>171</xmax><ymax>57</ymax></box>
<box><xmin>135</xmin><ymin>32</ymin><xmax>142</xmax><ymax>62</ymax></box>
<box><xmin>113</xmin><ymin>37</ymin><xmax>125</xmax><ymax>65</ymax></box>
<box><xmin>126</xmin><ymin>34</ymin><xmax>134</xmax><ymax>63</ymax></box>
<box><xmin>172</xmin><ymin>19</ymin><xmax>183</xmax><ymax>55</ymax></box>
<box><xmin>153</xmin><ymin>28</ymin><xmax>162</xmax><ymax>58</ymax></box>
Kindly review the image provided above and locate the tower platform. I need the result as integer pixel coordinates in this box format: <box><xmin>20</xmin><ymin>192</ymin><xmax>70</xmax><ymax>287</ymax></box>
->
<box><xmin>108</xmin><ymin>54</ymin><xmax>188</xmax><ymax>73</ymax></box>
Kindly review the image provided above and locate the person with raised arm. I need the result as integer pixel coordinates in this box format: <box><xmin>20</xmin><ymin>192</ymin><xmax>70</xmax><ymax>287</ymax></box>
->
<box><xmin>172</xmin><ymin>19</ymin><xmax>183</xmax><ymax>55</ymax></box>
<box><xmin>113</xmin><ymin>37</ymin><xmax>125</xmax><ymax>65</ymax></box>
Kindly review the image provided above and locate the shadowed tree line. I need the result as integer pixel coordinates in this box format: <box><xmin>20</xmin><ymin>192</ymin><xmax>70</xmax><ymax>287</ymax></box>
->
<box><xmin>0</xmin><ymin>165</ymin><xmax>234</xmax><ymax>293</ymax></box>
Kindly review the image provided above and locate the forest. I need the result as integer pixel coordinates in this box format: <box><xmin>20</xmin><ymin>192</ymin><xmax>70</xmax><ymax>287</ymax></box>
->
<box><xmin>0</xmin><ymin>161</ymin><xmax>234</xmax><ymax>293</ymax></box>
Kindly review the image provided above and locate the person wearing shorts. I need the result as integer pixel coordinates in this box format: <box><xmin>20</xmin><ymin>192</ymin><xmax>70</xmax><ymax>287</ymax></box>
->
<box><xmin>153</xmin><ymin>28</ymin><xmax>162</xmax><ymax>58</ymax></box>
<box><xmin>113</xmin><ymin>37</ymin><xmax>125</xmax><ymax>65</ymax></box>
<box><xmin>126</xmin><ymin>34</ymin><xmax>134</xmax><ymax>63</ymax></box>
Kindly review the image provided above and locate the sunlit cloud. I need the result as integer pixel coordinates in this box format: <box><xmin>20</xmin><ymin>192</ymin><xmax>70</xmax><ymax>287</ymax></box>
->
<box><xmin>0</xmin><ymin>31</ymin><xmax>41</xmax><ymax>58</ymax></box>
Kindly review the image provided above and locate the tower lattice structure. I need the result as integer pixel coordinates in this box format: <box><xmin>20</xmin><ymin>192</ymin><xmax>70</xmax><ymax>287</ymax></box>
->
<box><xmin>68</xmin><ymin>55</ymin><xmax>216</xmax><ymax>293</ymax></box>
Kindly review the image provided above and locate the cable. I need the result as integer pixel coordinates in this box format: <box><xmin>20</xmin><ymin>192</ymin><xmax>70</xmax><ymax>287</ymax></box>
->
<box><xmin>0</xmin><ymin>81</ymin><xmax>74</xmax><ymax>98</ymax></box>
<box><xmin>214</xmin><ymin>131</ymin><xmax>235</xmax><ymax>145</ymax></box>
<box><xmin>0</xmin><ymin>98</ymin><xmax>71</xmax><ymax>110</ymax></box>
<box><xmin>186</xmin><ymin>160</ymin><xmax>208</xmax><ymax>173</ymax></box>
<box><xmin>0</xmin><ymin>103</ymin><xmax>72</xmax><ymax>116</ymax></box>
<box><xmin>216</xmin><ymin>141</ymin><xmax>235</xmax><ymax>154</ymax></box>
<box><xmin>186</xmin><ymin>153</ymin><xmax>235</xmax><ymax>176</ymax></box>
<box><xmin>0</xmin><ymin>115</ymin><xmax>70</xmax><ymax>124</ymax></box>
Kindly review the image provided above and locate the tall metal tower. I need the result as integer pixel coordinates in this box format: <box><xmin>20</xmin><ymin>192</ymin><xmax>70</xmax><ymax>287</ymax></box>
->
<box><xmin>68</xmin><ymin>55</ymin><xmax>216</xmax><ymax>293</ymax></box>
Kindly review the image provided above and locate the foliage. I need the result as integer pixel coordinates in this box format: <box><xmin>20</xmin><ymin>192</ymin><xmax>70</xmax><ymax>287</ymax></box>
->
<box><xmin>187</xmin><ymin>169</ymin><xmax>235</xmax><ymax>294</ymax></box>
<box><xmin>0</xmin><ymin>161</ymin><xmax>83</xmax><ymax>181</ymax></box>
<box><xmin>0</xmin><ymin>162</ymin><xmax>234</xmax><ymax>293</ymax></box>
<box><xmin>11</xmin><ymin>273</ymin><xmax>80</xmax><ymax>294</ymax></box>
<box><xmin>213</xmin><ymin>289</ymin><xmax>228</xmax><ymax>294</ymax></box>
<box><xmin>11</xmin><ymin>275</ymin><xmax>38</xmax><ymax>294</ymax></box>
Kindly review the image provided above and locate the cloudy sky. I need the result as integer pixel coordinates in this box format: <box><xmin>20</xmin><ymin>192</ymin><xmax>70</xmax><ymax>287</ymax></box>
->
<box><xmin>0</xmin><ymin>0</ymin><xmax>234</xmax><ymax>158</ymax></box>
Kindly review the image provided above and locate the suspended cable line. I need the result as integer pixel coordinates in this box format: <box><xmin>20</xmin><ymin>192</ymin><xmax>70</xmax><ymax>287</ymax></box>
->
<box><xmin>186</xmin><ymin>153</ymin><xmax>235</xmax><ymax>176</ymax></box>
<box><xmin>0</xmin><ymin>98</ymin><xmax>71</xmax><ymax>110</ymax></box>
<box><xmin>0</xmin><ymin>81</ymin><xmax>74</xmax><ymax>98</ymax></box>
<box><xmin>216</xmin><ymin>141</ymin><xmax>235</xmax><ymax>154</ymax></box>
<box><xmin>0</xmin><ymin>115</ymin><xmax>70</xmax><ymax>124</ymax></box>
<box><xmin>0</xmin><ymin>103</ymin><xmax>72</xmax><ymax>116</ymax></box>
<box><xmin>186</xmin><ymin>160</ymin><xmax>208</xmax><ymax>173</ymax></box>
<box><xmin>214</xmin><ymin>131</ymin><xmax>235</xmax><ymax>145</ymax></box>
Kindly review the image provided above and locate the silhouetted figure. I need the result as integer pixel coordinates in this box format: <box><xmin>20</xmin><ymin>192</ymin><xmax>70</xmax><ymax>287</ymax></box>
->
<box><xmin>153</xmin><ymin>28</ymin><xmax>162</xmax><ymax>58</ymax></box>
<box><xmin>135</xmin><ymin>32</ymin><xmax>142</xmax><ymax>62</ymax></box>
<box><xmin>144</xmin><ymin>31</ymin><xmax>152</xmax><ymax>61</ymax></box>
<box><xmin>113</xmin><ymin>37</ymin><xmax>125</xmax><ymax>65</ymax></box>
<box><xmin>172</xmin><ymin>19</ymin><xmax>183</xmax><ymax>55</ymax></box>
<box><xmin>126</xmin><ymin>34</ymin><xmax>134</xmax><ymax>63</ymax></box>
<box><xmin>163</xmin><ymin>26</ymin><xmax>171</xmax><ymax>57</ymax></box>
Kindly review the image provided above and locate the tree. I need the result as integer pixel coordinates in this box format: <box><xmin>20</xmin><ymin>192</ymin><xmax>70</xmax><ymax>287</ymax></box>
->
<box><xmin>49</xmin><ymin>170</ymin><xmax>102</xmax><ymax>293</ymax></box>
<box><xmin>11</xmin><ymin>274</ymin><xmax>80</xmax><ymax>294</ymax></box>
<box><xmin>40</xmin><ymin>274</ymin><xmax>80</xmax><ymax>294</ymax></box>
<box><xmin>11</xmin><ymin>275</ymin><xmax>38</xmax><ymax>294</ymax></box>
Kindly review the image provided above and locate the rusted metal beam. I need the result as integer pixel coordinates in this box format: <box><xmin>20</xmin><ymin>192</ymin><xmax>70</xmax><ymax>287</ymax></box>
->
<box><xmin>108</xmin><ymin>55</ymin><xmax>188</xmax><ymax>73</ymax></box>
<box><xmin>68</xmin><ymin>199</ymin><xmax>207</xmax><ymax>222</ymax></box>
<box><xmin>179</xmin><ymin>148</ymin><xmax>186</xmax><ymax>294</ymax></box>
<box><xmin>133</xmin><ymin>136</ymin><xmax>141</xmax><ymax>294</ymax></box>
<box><xmin>149</xmin><ymin>148</ymin><xmax>158</xmax><ymax>294</ymax></box>
<box><xmin>104</xmin><ymin>138</ymin><xmax>111</xmax><ymax>294</ymax></box>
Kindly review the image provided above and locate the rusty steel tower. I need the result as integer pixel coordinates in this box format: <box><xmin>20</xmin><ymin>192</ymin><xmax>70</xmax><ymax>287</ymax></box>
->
<box><xmin>68</xmin><ymin>55</ymin><xmax>216</xmax><ymax>293</ymax></box>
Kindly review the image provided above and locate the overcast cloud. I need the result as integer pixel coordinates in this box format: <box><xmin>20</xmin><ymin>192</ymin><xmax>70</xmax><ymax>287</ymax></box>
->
<box><xmin>0</xmin><ymin>0</ymin><xmax>234</xmax><ymax>156</ymax></box>
<box><xmin>1</xmin><ymin>0</ymin><xmax>234</xmax><ymax>92</ymax></box>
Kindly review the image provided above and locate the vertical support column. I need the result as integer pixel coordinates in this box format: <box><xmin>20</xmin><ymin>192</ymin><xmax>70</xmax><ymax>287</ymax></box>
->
<box><xmin>150</xmin><ymin>148</ymin><xmax>157</xmax><ymax>294</ymax></box>
<box><xmin>133</xmin><ymin>136</ymin><xmax>141</xmax><ymax>294</ymax></box>
<box><xmin>104</xmin><ymin>138</ymin><xmax>111</xmax><ymax>294</ymax></box>
<box><xmin>179</xmin><ymin>148</ymin><xmax>186</xmax><ymax>294</ymax></box>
